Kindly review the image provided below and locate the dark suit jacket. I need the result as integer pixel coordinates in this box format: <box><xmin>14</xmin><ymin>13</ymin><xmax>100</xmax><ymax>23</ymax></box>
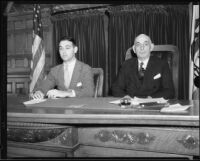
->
<box><xmin>112</xmin><ymin>56</ymin><xmax>175</xmax><ymax>99</ymax></box>
<box><xmin>36</xmin><ymin>60</ymin><xmax>94</xmax><ymax>97</ymax></box>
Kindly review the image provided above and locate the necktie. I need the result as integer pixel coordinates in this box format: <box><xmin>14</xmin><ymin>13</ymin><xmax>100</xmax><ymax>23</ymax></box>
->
<box><xmin>64</xmin><ymin>65</ymin><xmax>70</xmax><ymax>89</ymax></box>
<box><xmin>138</xmin><ymin>62</ymin><xmax>145</xmax><ymax>80</ymax></box>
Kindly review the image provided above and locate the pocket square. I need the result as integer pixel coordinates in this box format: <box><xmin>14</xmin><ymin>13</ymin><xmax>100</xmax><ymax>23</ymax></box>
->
<box><xmin>153</xmin><ymin>73</ymin><xmax>161</xmax><ymax>79</ymax></box>
<box><xmin>76</xmin><ymin>82</ymin><xmax>82</xmax><ymax>87</ymax></box>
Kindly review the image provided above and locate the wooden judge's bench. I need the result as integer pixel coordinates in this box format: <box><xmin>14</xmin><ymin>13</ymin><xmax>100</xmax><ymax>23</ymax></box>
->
<box><xmin>7</xmin><ymin>95</ymin><xmax>199</xmax><ymax>159</ymax></box>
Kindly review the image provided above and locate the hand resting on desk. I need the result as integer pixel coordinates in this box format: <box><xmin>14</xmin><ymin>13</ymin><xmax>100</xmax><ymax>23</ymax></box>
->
<box><xmin>46</xmin><ymin>89</ymin><xmax>75</xmax><ymax>98</ymax></box>
<box><xmin>31</xmin><ymin>89</ymin><xmax>75</xmax><ymax>99</ymax></box>
<box><xmin>31</xmin><ymin>90</ymin><xmax>44</xmax><ymax>99</ymax></box>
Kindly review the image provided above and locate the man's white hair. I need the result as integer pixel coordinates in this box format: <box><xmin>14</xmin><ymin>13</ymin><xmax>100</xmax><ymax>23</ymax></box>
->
<box><xmin>134</xmin><ymin>34</ymin><xmax>152</xmax><ymax>44</ymax></box>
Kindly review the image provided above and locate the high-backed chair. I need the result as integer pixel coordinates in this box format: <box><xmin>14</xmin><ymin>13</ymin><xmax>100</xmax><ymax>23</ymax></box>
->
<box><xmin>92</xmin><ymin>68</ymin><xmax>104</xmax><ymax>98</ymax></box>
<box><xmin>125</xmin><ymin>45</ymin><xmax>179</xmax><ymax>98</ymax></box>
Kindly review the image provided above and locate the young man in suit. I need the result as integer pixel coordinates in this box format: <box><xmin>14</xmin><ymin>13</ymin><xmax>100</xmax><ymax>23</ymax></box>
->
<box><xmin>31</xmin><ymin>36</ymin><xmax>94</xmax><ymax>99</ymax></box>
<box><xmin>112</xmin><ymin>34</ymin><xmax>175</xmax><ymax>99</ymax></box>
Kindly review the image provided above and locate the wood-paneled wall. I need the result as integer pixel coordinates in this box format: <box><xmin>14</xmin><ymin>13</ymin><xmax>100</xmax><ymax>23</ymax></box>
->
<box><xmin>7</xmin><ymin>11</ymin><xmax>53</xmax><ymax>95</ymax></box>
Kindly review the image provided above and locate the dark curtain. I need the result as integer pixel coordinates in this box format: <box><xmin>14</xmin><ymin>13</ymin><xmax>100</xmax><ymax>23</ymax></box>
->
<box><xmin>108</xmin><ymin>5</ymin><xmax>189</xmax><ymax>99</ymax></box>
<box><xmin>51</xmin><ymin>11</ymin><xmax>107</xmax><ymax>95</ymax></box>
<box><xmin>51</xmin><ymin>4</ymin><xmax>190</xmax><ymax>99</ymax></box>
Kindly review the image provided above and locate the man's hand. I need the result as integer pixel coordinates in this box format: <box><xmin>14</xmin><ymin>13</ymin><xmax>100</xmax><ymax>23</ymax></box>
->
<box><xmin>31</xmin><ymin>91</ymin><xmax>45</xmax><ymax>99</ymax></box>
<box><xmin>46</xmin><ymin>89</ymin><xmax>75</xmax><ymax>98</ymax></box>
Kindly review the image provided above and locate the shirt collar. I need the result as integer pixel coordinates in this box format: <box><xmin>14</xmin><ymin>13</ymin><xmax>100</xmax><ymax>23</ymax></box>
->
<box><xmin>63</xmin><ymin>58</ymin><xmax>76</xmax><ymax>69</ymax></box>
<box><xmin>138</xmin><ymin>57</ymin><xmax>149</xmax><ymax>69</ymax></box>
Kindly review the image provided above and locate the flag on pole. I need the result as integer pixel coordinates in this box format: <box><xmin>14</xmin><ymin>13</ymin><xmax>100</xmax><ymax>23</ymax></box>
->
<box><xmin>29</xmin><ymin>4</ymin><xmax>46</xmax><ymax>94</ymax></box>
<box><xmin>189</xmin><ymin>4</ymin><xmax>199</xmax><ymax>99</ymax></box>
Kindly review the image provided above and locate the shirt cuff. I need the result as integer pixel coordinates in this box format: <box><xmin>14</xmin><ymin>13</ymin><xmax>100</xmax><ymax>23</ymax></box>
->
<box><xmin>70</xmin><ymin>89</ymin><xmax>76</xmax><ymax>97</ymax></box>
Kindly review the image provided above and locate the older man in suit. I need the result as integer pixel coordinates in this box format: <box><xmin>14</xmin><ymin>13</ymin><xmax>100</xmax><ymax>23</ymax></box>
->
<box><xmin>31</xmin><ymin>36</ymin><xmax>94</xmax><ymax>99</ymax></box>
<box><xmin>112</xmin><ymin>34</ymin><xmax>174</xmax><ymax>99</ymax></box>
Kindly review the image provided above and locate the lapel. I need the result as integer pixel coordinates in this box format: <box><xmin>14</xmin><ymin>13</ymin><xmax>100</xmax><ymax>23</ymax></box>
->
<box><xmin>130</xmin><ymin>58</ymin><xmax>142</xmax><ymax>87</ymax></box>
<box><xmin>143</xmin><ymin>56</ymin><xmax>154</xmax><ymax>84</ymax></box>
<box><xmin>69</xmin><ymin>60</ymin><xmax>81</xmax><ymax>88</ymax></box>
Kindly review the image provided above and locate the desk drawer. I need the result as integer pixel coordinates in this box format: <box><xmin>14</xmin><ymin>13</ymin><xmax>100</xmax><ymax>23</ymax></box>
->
<box><xmin>78</xmin><ymin>127</ymin><xmax>199</xmax><ymax>156</ymax></box>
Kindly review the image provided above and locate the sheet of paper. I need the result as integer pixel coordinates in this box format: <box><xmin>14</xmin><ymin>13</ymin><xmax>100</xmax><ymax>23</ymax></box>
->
<box><xmin>23</xmin><ymin>99</ymin><xmax>47</xmax><ymax>105</ymax></box>
<box><xmin>160</xmin><ymin>103</ymin><xmax>191</xmax><ymax>113</ymax></box>
<box><xmin>109</xmin><ymin>99</ymin><xmax>121</xmax><ymax>104</ymax></box>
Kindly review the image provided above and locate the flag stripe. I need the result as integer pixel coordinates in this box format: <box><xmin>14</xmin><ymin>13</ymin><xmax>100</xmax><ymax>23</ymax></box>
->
<box><xmin>189</xmin><ymin>4</ymin><xmax>199</xmax><ymax>99</ymax></box>
<box><xmin>30</xmin><ymin>4</ymin><xmax>45</xmax><ymax>93</ymax></box>
<box><xmin>30</xmin><ymin>49</ymin><xmax>45</xmax><ymax>92</ymax></box>
<box><xmin>32</xmin><ymin>35</ymin><xmax>42</xmax><ymax>58</ymax></box>
<box><xmin>195</xmin><ymin>18</ymin><xmax>199</xmax><ymax>29</ymax></box>
<box><xmin>31</xmin><ymin>40</ymin><xmax>44</xmax><ymax>72</ymax></box>
<box><xmin>193</xmin><ymin>50</ymin><xmax>199</xmax><ymax>77</ymax></box>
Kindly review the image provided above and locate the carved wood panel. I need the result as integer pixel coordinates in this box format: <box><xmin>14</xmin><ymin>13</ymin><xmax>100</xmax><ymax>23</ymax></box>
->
<box><xmin>78</xmin><ymin>127</ymin><xmax>199</xmax><ymax>156</ymax></box>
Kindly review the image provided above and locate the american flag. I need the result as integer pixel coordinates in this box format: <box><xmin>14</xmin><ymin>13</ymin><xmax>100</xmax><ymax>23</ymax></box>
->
<box><xmin>189</xmin><ymin>4</ymin><xmax>199</xmax><ymax>99</ymax></box>
<box><xmin>29</xmin><ymin>4</ymin><xmax>46</xmax><ymax>94</ymax></box>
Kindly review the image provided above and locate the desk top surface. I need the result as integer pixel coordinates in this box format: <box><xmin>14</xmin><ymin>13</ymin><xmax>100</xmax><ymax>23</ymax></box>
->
<box><xmin>7</xmin><ymin>95</ymin><xmax>199</xmax><ymax>126</ymax></box>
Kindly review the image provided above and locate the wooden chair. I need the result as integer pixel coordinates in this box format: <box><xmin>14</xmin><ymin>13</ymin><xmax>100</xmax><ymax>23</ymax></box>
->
<box><xmin>92</xmin><ymin>68</ymin><xmax>104</xmax><ymax>98</ymax></box>
<box><xmin>125</xmin><ymin>45</ymin><xmax>179</xmax><ymax>98</ymax></box>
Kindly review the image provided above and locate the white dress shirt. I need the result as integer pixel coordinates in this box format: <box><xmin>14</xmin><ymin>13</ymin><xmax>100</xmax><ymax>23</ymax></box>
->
<box><xmin>63</xmin><ymin>58</ymin><xmax>76</xmax><ymax>97</ymax></box>
<box><xmin>138</xmin><ymin>58</ymin><xmax>149</xmax><ymax>70</ymax></box>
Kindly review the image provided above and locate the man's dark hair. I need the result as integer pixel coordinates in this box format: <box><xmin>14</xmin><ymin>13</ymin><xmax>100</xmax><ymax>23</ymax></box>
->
<box><xmin>59</xmin><ymin>36</ymin><xmax>77</xmax><ymax>46</ymax></box>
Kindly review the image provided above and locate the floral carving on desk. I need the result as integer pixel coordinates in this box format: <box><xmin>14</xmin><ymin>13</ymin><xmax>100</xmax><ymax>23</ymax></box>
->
<box><xmin>94</xmin><ymin>130</ymin><xmax>155</xmax><ymax>145</ymax></box>
<box><xmin>7</xmin><ymin>128</ymin><xmax>65</xmax><ymax>143</ymax></box>
<box><xmin>177</xmin><ymin>134</ymin><xmax>199</xmax><ymax>149</ymax></box>
<box><xmin>7</xmin><ymin>126</ymin><xmax>78</xmax><ymax>146</ymax></box>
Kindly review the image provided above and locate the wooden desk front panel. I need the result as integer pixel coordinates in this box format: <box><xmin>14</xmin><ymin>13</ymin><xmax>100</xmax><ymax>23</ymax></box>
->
<box><xmin>77</xmin><ymin>127</ymin><xmax>199</xmax><ymax>157</ymax></box>
<box><xmin>7</xmin><ymin>123</ymin><xmax>79</xmax><ymax>158</ymax></box>
<box><xmin>7</xmin><ymin>143</ymin><xmax>68</xmax><ymax>158</ymax></box>
<box><xmin>6</xmin><ymin>96</ymin><xmax>199</xmax><ymax>158</ymax></box>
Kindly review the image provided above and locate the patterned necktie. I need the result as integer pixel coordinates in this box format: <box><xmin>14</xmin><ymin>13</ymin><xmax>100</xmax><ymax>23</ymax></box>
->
<box><xmin>138</xmin><ymin>62</ymin><xmax>145</xmax><ymax>80</ymax></box>
<box><xmin>64</xmin><ymin>65</ymin><xmax>70</xmax><ymax>89</ymax></box>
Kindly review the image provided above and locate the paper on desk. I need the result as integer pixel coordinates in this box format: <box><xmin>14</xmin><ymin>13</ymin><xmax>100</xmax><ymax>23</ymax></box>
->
<box><xmin>160</xmin><ymin>103</ymin><xmax>191</xmax><ymax>113</ymax></box>
<box><xmin>109</xmin><ymin>97</ymin><xmax>168</xmax><ymax>105</ymax></box>
<box><xmin>109</xmin><ymin>99</ymin><xmax>121</xmax><ymax>104</ymax></box>
<box><xmin>23</xmin><ymin>99</ymin><xmax>47</xmax><ymax>105</ymax></box>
